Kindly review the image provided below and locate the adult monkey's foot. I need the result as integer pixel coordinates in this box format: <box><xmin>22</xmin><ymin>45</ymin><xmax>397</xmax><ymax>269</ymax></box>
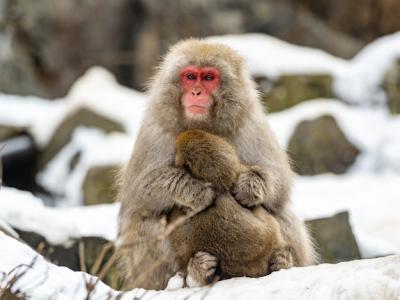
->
<box><xmin>186</xmin><ymin>251</ymin><xmax>219</xmax><ymax>287</ymax></box>
<box><xmin>268</xmin><ymin>246</ymin><xmax>294</xmax><ymax>274</ymax></box>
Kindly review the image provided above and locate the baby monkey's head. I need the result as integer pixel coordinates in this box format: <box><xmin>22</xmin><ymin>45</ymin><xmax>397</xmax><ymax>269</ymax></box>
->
<box><xmin>175</xmin><ymin>129</ymin><xmax>246</xmax><ymax>192</ymax></box>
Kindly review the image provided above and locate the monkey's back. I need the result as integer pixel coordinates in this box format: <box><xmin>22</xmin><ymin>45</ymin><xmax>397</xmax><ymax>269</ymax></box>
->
<box><xmin>175</xmin><ymin>129</ymin><xmax>245</xmax><ymax>192</ymax></box>
<box><xmin>169</xmin><ymin>194</ymin><xmax>282</xmax><ymax>278</ymax></box>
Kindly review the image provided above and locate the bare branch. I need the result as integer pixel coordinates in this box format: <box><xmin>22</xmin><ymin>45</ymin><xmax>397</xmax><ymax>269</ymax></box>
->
<box><xmin>79</xmin><ymin>240</ymin><xmax>87</xmax><ymax>273</ymax></box>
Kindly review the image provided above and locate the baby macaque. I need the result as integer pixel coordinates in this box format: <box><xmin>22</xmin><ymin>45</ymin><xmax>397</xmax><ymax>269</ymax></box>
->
<box><xmin>169</xmin><ymin>129</ymin><xmax>292</xmax><ymax>285</ymax></box>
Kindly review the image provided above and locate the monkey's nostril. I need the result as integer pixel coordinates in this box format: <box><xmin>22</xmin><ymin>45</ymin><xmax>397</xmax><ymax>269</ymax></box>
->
<box><xmin>192</xmin><ymin>89</ymin><xmax>201</xmax><ymax>96</ymax></box>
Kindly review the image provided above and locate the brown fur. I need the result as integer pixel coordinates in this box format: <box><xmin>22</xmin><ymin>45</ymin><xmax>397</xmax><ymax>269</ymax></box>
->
<box><xmin>171</xmin><ymin>129</ymin><xmax>288</xmax><ymax>279</ymax></box>
<box><xmin>175</xmin><ymin>129</ymin><xmax>246</xmax><ymax>193</ymax></box>
<box><xmin>117</xmin><ymin>39</ymin><xmax>316</xmax><ymax>290</ymax></box>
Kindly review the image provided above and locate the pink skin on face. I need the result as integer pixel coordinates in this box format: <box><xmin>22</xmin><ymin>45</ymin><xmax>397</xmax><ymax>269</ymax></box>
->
<box><xmin>180</xmin><ymin>66</ymin><xmax>220</xmax><ymax>117</ymax></box>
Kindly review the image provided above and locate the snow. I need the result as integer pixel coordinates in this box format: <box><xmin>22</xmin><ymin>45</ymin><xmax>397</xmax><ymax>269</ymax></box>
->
<box><xmin>292</xmin><ymin>174</ymin><xmax>400</xmax><ymax>258</ymax></box>
<box><xmin>158</xmin><ymin>256</ymin><xmax>400</xmax><ymax>299</ymax></box>
<box><xmin>0</xmin><ymin>187</ymin><xmax>119</xmax><ymax>245</ymax></box>
<box><xmin>1</xmin><ymin>232</ymin><xmax>399</xmax><ymax>300</ymax></box>
<box><xmin>0</xmin><ymin>67</ymin><xmax>145</xmax><ymax>205</ymax></box>
<box><xmin>268</xmin><ymin>99</ymin><xmax>400</xmax><ymax>174</ymax></box>
<box><xmin>0</xmin><ymin>232</ymin><xmax>120</xmax><ymax>300</ymax></box>
<box><xmin>267</xmin><ymin>99</ymin><xmax>400</xmax><ymax>258</ymax></box>
<box><xmin>1</xmin><ymin>32</ymin><xmax>400</xmax><ymax>299</ymax></box>
<box><xmin>335</xmin><ymin>32</ymin><xmax>400</xmax><ymax>106</ymax></box>
<box><xmin>0</xmin><ymin>218</ymin><xmax>18</xmax><ymax>238</ymax></box>
<box><xmin>209</xmin><ymin>32</ymin><xmax>400</xmax><ymax>106</ymax></box>
<box><xmin>65</xmin><ymin>67</ymin><xmax>148</xmax><ymax>135</ymax></box>
<box><xmin>37</xmin><ymin>127</ymin><xmax>133</xmax><ymax>206</ymax></box>
<box><xmin>207</xmin><ymin>33</ymin><xmax>348</xmax><ymax>79</ymax></box>
<box><xmin>0</xmin><ymin>94</ymin><xmax>67</xmax><ymax>147</ymax></box>
<box><xmin>0</xmin><ymin>67</ymin><xmax>147</xmax><ymax>148</ymax></box>
<box><xmin>1</xmin><ymin>135</ymin><xmax>33</xmax><ymax>156</ymax></box>
<box><xmin>2</xmin><ymin>174</ymin><xmax>400</xmax><ymax>259</ymax></box>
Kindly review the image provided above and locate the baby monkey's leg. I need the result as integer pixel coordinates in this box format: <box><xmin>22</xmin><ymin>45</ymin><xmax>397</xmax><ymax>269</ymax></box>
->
<box><xmin>186</xmin><ymin>251</ymin><xmax>220</xmax><ymax>287</ymax></box>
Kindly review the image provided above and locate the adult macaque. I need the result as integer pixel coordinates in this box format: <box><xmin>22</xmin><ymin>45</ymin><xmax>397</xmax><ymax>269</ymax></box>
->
<box><xmin>117</xmin><ymin>39</ymin><xmax>315</xmax><ymax>290</ymax></box>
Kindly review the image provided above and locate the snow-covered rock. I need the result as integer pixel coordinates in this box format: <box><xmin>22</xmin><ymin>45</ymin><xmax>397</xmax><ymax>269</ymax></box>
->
<box><xmin>65</xmin><ymin>67</ymin><xmax>147</xmax><ymax>136</ymax></box>
<box><xmin>37</xmin><ymin>127</ymin><xmax>133</xmax><ymax>206</ymax></box>
<box><xmin>207</xmin><ymin>34</ymin><xmax>348</xmax><ymax>79</ymax></box>
<box><xmin>0</xmin><ymin>187</ymin><xmax>119</xmax><ymax>245</ymax></box>
<box><xmin>0</xmin><ymin>67</ymin><xmax>147</xmax><ymax>148</ymax></box>
<box><xmin>0</xmin><ymin>232</ymin><xmax>399</xmax><ymax>300</ymax></box>
<box><xmin>0</xmin><ymin>94</ymin><xmax>67</xmax><ymax>147</ymax></box>
<box><xmin>268</xmin><ymin>99</ymin><xmax>400</xmax><ymax>174</ymax></box>
<box><xmin>292</xmin><ymin>174</ymin><xmax>400</xmax><ymax>258</ymax></box>
<box><xmin>209</xmin><ymin>32</ymin><xmax>400</xmax><ymax>107</ymax></box>
<box><xmin>335</xmin><ymin>32</ymin><xmax>400</xmax><ymax>106</ymax></box>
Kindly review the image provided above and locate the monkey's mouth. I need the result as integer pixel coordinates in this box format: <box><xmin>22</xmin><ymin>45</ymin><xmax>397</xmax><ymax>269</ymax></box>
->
<box><xmin>185</xmin><ymin>105</ymin><xmax>210</xmax><ymax>115</ymax></box>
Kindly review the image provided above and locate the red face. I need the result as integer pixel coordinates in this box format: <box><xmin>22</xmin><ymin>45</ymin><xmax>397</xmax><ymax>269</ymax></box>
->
<box><xmin>180</xmin><ymin>66</ymin><xmax>220</xmax><ymax>118</ymax></box>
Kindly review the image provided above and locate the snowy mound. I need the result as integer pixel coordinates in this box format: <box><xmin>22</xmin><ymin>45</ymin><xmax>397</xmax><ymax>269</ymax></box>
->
<box><xmin>0</xmin><ymin>232</ymin><xmax>399</xmax><ymax>300</ymax></box>
<box><xmin>0</xmin><ymin>187</ymin><xmax>119</xmax><ymax>245</ymax></box>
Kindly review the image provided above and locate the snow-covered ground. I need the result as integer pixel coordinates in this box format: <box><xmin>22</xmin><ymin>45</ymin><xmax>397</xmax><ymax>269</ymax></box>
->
<box><xmin>0</xmin><ymin>187</ymin><xmax>119</xmax><ymax>245</ymax></box>
<box><xmin>1</xmin><ymin>232</ymin><xmax>399</xmax><ymax>300</ymax></box>
<box><xmin>292</xmin><ymin>174</ymin><xmax>400</xmax><ymax>258</ymax></box>
<box><xmin>2</xmin><ymin>174</ymin><xmax>400</xmax><ymax>260</ymax></box>
<box><xmin>0</xmin><ymin>232</ymin><xmax>119</xmax><ymax>300</ymax></box>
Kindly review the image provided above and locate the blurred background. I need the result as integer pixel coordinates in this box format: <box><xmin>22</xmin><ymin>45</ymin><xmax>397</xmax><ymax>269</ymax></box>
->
<box><xmin>0</xmin><ymin>0</ymin><xmax>399</xmax><ymax>289</ymax></box>
<box><xmin>1</xmin><ymin>0</ymin><xmax>400</xmax><ymax>96</ymax></box>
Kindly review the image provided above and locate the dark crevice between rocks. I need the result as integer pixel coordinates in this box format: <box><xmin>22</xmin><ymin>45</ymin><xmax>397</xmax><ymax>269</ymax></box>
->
<box><xmin>0</xmin><ymin>127</ymin><xmax>43</xmax><ymax>193</ymax></box>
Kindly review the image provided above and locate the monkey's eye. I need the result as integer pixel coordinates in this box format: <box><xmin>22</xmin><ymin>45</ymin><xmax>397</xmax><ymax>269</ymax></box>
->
<box><xmin>204</xmin><ymin>74</ymin><xmax>214</xmax><ymax>81</ymax></box>
<box><xmin>187</xmin><ymin>73</ymin><xmax>196</xmax><ymax>80</ymax></box>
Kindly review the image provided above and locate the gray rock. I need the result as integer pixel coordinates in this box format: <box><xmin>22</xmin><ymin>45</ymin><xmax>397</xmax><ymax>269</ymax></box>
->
<box><xmin>256</xmin><ymin>74</ymin><xmax>334</xmax><ymax>112</ymax></box>
<box><xmin>306</xmin><ymin>211</ymin><xmax>361</xmax><ymax>263</ymax></box>
<box><xmin>39</xmin><ymin>108</ymin><xmax>124</xmax><ymax>168</ymax></box>
<box><xmin>0</xmin><ymin>125</ymin><xmax>26</xmax><ymax>141</ymax></box>
<box><xmin>0</xmin><ymin>0</ymin><xmax>142</xmax><ymax>97</ymax></box>
<box><xmin>298</xmin><ymin>0</ymin><xmax>400</xmax><ymax>44</ymax></box>
<box><xmin>288</xmin><ymin>115</ymin><xmax>360</xmax><ymax>175</ymax></box>
<box><xmin>0</xmin><ymin>0</ymin><xmax>364</xmax><ymax>97</ymax></box>
<box><xmin>383</xmin><ymin>59</ymin><xmax>400</xmax><ymax>114</ymax></box>
<box><xmin>82</xmin><ymin>165</ymin><xmax>120</xmax><ymax>206</ymax></box>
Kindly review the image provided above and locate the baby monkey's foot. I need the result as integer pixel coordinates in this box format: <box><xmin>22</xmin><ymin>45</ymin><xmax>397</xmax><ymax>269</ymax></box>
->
<box><xmin>268</xmin><ymin>246</ymin><xmax>294</xmax><ymax>274</ymax></box>
<box><xmin>186</xmin><ymin>251</ymin><xmax>219</xmax><ymax>287</ymax></box>
<box><xmin>165</xmin><ymin>271</ymin><xmax>185</xmax><ymax>290</ymax></box>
